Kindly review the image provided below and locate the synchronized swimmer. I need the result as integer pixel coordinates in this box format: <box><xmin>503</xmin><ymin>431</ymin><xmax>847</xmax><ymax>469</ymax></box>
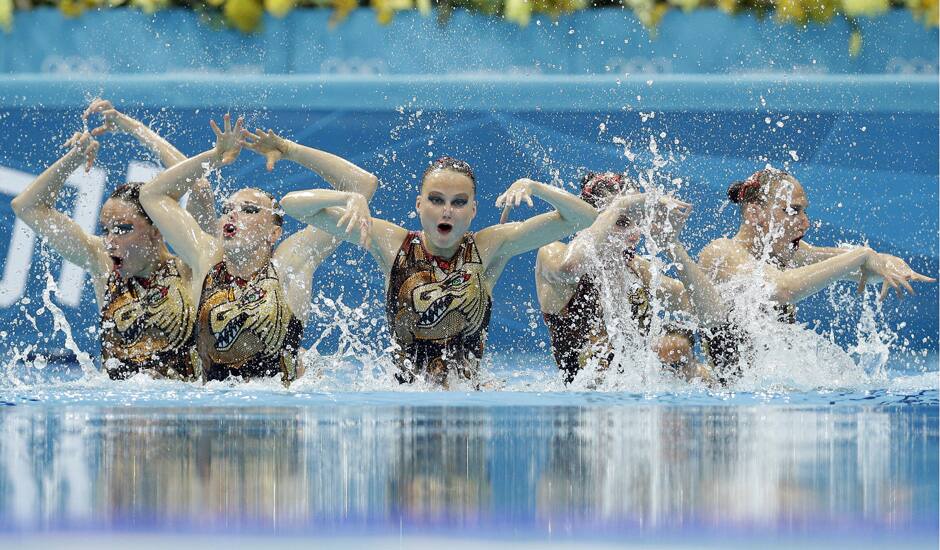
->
<box><xmin>13</xmin><ymin>101</ymin><xmax>936</xmax><ymax>387</ymax></box>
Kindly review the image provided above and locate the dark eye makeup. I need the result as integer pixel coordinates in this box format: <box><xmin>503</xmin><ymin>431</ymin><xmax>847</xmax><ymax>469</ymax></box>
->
<box><xmin>222</xmin><ymin>203</ymin><xmax>263</xmax><ymax>215</ymax></box>
<box><xmin>102</xmin><ymin>223</ymin><xmax>134</xmax><ymax>235</ymax></box>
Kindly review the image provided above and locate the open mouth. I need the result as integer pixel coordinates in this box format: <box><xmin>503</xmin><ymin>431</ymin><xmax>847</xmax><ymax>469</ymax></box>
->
<box><xmin>223</xmin><ymin>223</ymin><xmax>237</xmax><ymax>238</ymax></box>
<box><xmin>215</xmin><ymin>312</ymin><xmax>249</xmax><ymax>351</ymax></box>
<box><xmin>437</xmin><ymin>223</ymin><xmax>453</xmax><ymax>235</ymax></box>
<box><xmin>110</xmin><ymin>255</ymin><xmax>124</xmax><ymax>270</ymax></box>
<box><xmin>418</xmin><ymin>295</ymin><xmax>455</xmax><ymax>328</ymax></box>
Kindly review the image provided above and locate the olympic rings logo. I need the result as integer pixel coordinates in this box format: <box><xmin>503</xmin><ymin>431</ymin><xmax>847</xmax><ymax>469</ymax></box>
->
<box><xmin>885</xmin><ymin>58</ymin><xmax>936</xmax><ymax>74</ymax></box>
<box><xmin>320</xmin><ymin>58</ymin><xmax>388</xmax><ymax>75</ymax></box>
<box><xmin>40</xmin><ymin>56</ymin><xmax>110</xmax><ymax>75</ymax></box>
<box><xmin>604</xmin><ymin>57</ymin><xmax>674</xmax><ymax>75</ymax></box>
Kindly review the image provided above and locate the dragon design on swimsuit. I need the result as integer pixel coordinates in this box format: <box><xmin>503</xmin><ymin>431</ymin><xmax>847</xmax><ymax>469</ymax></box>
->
<box><xmin>628</xmin><ymin>284</ymin><xmax>650</xmax><ymax>330</ymax></box>
<box><xmin>102</xmin><ymin>262</ymin><xmax>193</xmax><ymax>364</ymax></box>
<box><xmin>395</xmin><ymin>264</ymin><xmax>487</xmax><ymax>343</ymax></box>
<box><xmin>204</xmin><ymin>266</ymin><xmax>289</xmax><ymax>356</ymax></box>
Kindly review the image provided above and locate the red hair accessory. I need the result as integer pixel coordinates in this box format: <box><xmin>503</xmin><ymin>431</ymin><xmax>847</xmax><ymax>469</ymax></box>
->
<box><xmin>737</xmin><ymin>170</ymin><xmax>763</xmax><ymax>202</ymax></box>
<box><xmin>581</xmin><ymin>172</ymin><xmax>624</xmax><ymax>201</ymax></box>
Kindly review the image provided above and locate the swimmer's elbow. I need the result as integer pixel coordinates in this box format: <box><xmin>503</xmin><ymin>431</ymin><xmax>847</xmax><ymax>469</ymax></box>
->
<box><xmin>559</xmin><ymin>210</ymin><xmax>594</xmax><ymax>233</ymax></box>
<box><xmin>360</xmin><ymin>174</ymin><xmax>379</xmax><ymax>201</ymax></box>
<box><xmin>138</xmin><ymin>184</ymin><xmax>160</xmax><ymax>207</ymax></box>
<box><xmin>278</xmin><ymin>193</ymin><xmax>308</xmax><ymax>220</ymax></box>
<box><xmin>10</xmin><ymin>195</ymin><xmax>26</xmax><ymax>216</ymax></box>
<box><xmin>11</xmin><ymin>195</ymin><xmax>46</xmax><ymax>223</ymax></box>
<box><xmin>769</xmin><ymin>279</ymin><xmax>799</xmax><ymax>304</ymax></box>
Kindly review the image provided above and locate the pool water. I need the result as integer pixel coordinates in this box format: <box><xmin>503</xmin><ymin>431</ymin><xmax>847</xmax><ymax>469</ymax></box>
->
<box><xmin>0</xmin><ymin>362</ymin><xmax>936</xmax><ymax>549</ymax></box>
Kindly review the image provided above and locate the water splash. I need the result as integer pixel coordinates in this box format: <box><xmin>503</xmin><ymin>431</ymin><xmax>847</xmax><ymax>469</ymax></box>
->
<box><xmin>38</xmin><ymin>270</ymin><xmax>98</xmax><ymax>379</ymax></box>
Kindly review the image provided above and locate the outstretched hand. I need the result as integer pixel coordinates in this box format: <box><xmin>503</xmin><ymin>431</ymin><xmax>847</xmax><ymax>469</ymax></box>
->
<box><xmin>62</xmin><ymin>131</ymin><xmax>100</xmax><ymax>173</ymax></box>
<box><xmin>859</xmin><ymin>252</ymin><xmax>936</xmax><ymax>300</ymax></box>
<box><xmin>649</xmin><ymin>196</ymin><xmax>692</xmax><ymax>249</ymax></box>
<box><xmin>210</xmin><ymin>114</ymin><xmax>244</xmax><ymax>166</ymax></box>
<box><xmin>242</xmin><ymin>128</ymin><xmax>291</xmax><ymax>171</ymax></box>
<box><xmin>82</xmin><ymin>98</ymin><xmax>126</xmax><ymax>137</ymax></box>
<box><xmin>495</xmin><ymin>178</ymin><xmax>537</xmax><ymax>210</ymax></box>
<box><xmin>336</xmin><ymin>193</ymin><xmax>372</xmax><ymax>247</ymax></box>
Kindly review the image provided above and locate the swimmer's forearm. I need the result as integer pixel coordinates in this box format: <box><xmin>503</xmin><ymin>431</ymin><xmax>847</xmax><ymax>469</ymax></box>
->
<box><xmin>280</xmin><ymin>190</ymin><xmax>361</xmax><ymax>222</ymax></box>
<box><xmin>186</xmin><ymin>178</ymin><xmax>218</xmax><ymax>235</ymax></box>
<box><xmin>777</xmin><ymin>247</ymin><xmax>873</xmax><ymax>303</ymax></box>
<box><xmin>115</xmin><ymin>114</ymin><xmax>187</xmax><ymax>167</ymax></box>
<box><xmin>284</xmin><ymin>143</ymin><xmax>378</xmax><ymax>200</ymax></box>
<box><xmin>144</xmin><ymin>149</ymin><xmax>222</xmax><ymax>201</ymax></box>
<box><xmin>796</xmin><ymin>242</ymin><xmax>867</xmax><ymax>281</ymax></box>
<box><xmin>579</xmin><ymin>207</ymin><xmax>620</xmax><ymax>250</ymax></box>
<box><xmin>585</xmin><ymin>192</ymin><xmax>645</xmax><ymax>245</ymax></box>
<box><xmin>531</xmin><ymin>182</ymin><xmax>595</xmax><ymax>229</ymax></box>
<box><xmin>666</xmin><ymin>244</ymin><xmax>727</xmax><ymax>327</ymax></box>
<box><xmin>12</xmin><ymin>147</ymin><xmax>107</xmax><ymax>275</ymax></box>
<box><xmin>11</xmin><ymin>146</ymin><xmax>83</xmax><ymax>216</ymax></box>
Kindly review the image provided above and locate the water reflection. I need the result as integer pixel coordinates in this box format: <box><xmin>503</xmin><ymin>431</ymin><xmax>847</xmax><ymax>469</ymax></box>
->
<box><xmin>0</xmin><ymin>403</ymin><xmax>935</xmax><ymax>537</ymax></box>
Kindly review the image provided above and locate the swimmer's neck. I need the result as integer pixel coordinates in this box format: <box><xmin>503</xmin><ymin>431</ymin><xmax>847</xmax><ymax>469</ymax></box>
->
<box><xmin>733</xmin><ymin>225</ymin><xmax>796</xmax><ymax>266</ymax></box>
<box><xmin>419</xmin><ymin>231</ymin><xmax>463</xmax><ymax>260</ymax></box>
<box><xmin>224</xmin><ymin>247</ymin><xmax>273</xmax><ymax>280</ymax></box>
<box><xmin>130</xmin><ymin>244</ymin><xmax>173</xmax><ymax>280</ymax></box>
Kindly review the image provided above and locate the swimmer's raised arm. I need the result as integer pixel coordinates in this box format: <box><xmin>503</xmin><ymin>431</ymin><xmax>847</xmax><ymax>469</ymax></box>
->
<box><xmin>11</xmin><ymin>131</ymin><xmax>111</xmax><ymax>277</ymax></box>
<box><xmin>478</xmin><ymin>179</ymin><xmax>595</xmax><ymax>274</ymax></box>
<box><xmin>242</xmin><ymin>129</ymin><xmax>378</xmax><ymax>200</ymax></box>
<box><xmin>279</xmin><ymin>189</ymin><xmax>406</xmax><ymax>275</ymax></box>
<box><xmin>793</xmin><ymin>241</ymin><xmax>934</xmax><ymax>296</ymax></box>
<box><xmin>791</xmin><ymin>241</ymin><xmax>854</xmax><ymax>266</ymax></box>
<box><xmin>83</xmin><ymin>98</ymin><xmax>218</xmax><ymax>235</ymax></box>
<box><xmin>536</xmin><ymin>193</ymin><xmax>648</xmax><ymax>285</ymax></box>
<box><xmin>700</xmin><ymin>239</ymin><xmax>910</xmax><ymax>303</ymax></box>
<box><xmin>649</xmin><ymin>199</ymin><xmax>729</xmax><ymax>327</ymax></box>
<box><xmin>268</xmin><ymin>226</ymin><xmax>338</xmax><ymax>322</ymax></box>
<box><xmin>240</xmin><ymin>131</ymin><xmax>382</xmax><ymax>317</ymax></box>
<box><xmin>140</xmin><ymin>115</ymin><xmax>244</xmax><ymax>272</ymax></box>
<box><xmin>83</xmin><ymin>98</ymin><xmax>186</xmax><ymax>167</ymax></box>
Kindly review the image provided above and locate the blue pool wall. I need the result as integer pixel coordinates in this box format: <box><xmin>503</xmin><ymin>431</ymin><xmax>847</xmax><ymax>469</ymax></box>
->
<box><xmin>0</xmin><ymin>9</ymin><xmax>936</xmax><ymax>361</ymax></box>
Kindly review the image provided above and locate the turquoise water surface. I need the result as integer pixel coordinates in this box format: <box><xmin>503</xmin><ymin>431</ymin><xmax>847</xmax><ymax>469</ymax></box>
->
<box><xmin>0</xmin><ymin>360</ymin><xmax>935</xmax><ymax>549</ymax></box>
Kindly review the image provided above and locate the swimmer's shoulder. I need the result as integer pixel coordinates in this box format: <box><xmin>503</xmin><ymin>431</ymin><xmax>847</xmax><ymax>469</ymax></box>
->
<box><xmin>535</xmin><ymin>241</ymin><xmax>569</xmax><ymax>278</ymax></box>
<box><xmin>538</xmin><ymin>240</ymin><xmax>567</xmax><ymax>258</ymax></box>
<box><xmin>699</xmin><ymin>237</ymin><xmax>749</xmax><ymax>275</ymax></box>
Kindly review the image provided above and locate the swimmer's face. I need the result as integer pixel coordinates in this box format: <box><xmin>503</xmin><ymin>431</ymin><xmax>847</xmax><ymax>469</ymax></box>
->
<box><xmin>99</xmin><ymin>198</ymin><xmax>161</xmax><ymax>277</ymax></box>
<box><xmin>219</xmin><ymin>188</ymin><xmax>282</xmax><ymax>256</ymax></box>
<box><xmin>748</xmin><ymin>176</ymin><xmax>810</xmax><ymax>249</ymax></box>
<box><xmin>416</xmin><ymin>169</ymin><xmax>477</xmax><ymax>252</ymax></box>
<box><xmin>594</xmin><ymin>195</ymin><xmax>642</xmax><ymax>255</ymax></box>
<box><xmin>612</xmin><ymin>213</ymin><xmax>643</xmax><ymax>253</ymax></box>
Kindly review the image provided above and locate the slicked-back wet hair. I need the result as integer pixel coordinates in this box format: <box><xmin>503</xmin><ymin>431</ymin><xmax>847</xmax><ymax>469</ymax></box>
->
<box><xmin>421</xmin><ymin>156</ymin><xmax>476</xmax><ymax>194</ymax></box>
<box><xmin>727</xmin><ymin>168</ymin><xmax>792</xmax><ymax>205</ymax></box>
<box><xmin>108</xmin><ymin>182</ymin><xmax>153</xmax><ymax>225</ymax></box>
<box><xmin>579</xmin><ymin>171</ymin><xmax>640</xmax><ymax>209</ymax></box>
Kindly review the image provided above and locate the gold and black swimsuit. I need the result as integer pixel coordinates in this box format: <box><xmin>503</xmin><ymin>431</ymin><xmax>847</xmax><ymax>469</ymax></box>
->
<box><xmin>386</xmin><ymin>231</ymin><xmax>492</xmax><ymax>384</ymax></box>
<box><xmin>701</xmin><ymin>302</ymin><xmax>794</xmax><ymax>386</ymax></box>
<box><xmin>197</xmin><ymin>261</ymin><xmax>302</xmax><ymax>383</ymax></box>
<box><xmin>100</xmin><ymin>257</ymin><xmax>197</xmax><ymax>380</ymax></box>
<box><xmin>543</xmin><ymin>273</ymin><xmax>667</xmax><ymax>383</ymax></box>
